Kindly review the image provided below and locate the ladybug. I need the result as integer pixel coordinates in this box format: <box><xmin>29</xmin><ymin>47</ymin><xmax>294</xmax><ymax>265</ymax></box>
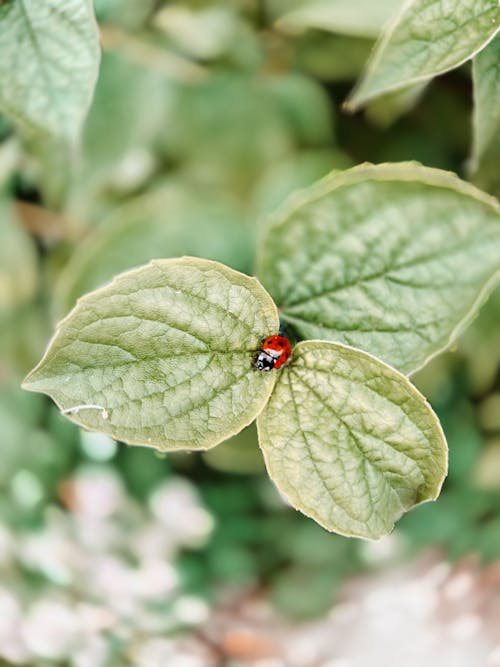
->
<box><xmin>254</xmin><ymin>335</ymin><xmax>292</xmax><ymax>371</ymax></box>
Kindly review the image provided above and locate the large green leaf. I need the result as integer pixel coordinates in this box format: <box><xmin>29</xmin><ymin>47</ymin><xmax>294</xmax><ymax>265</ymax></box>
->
<box><xmin>257</xmin><ymin>341</ymin><xmax>447</xmax><ymax>539</ymax></box>
<box><xmin>347</xmin><ymin>0</ymin><xmax>500</xmax><ymax>109</ymax></box>
<box><xmin>471</xmin><ymin>35</ymin><xmax>500</xmax><ymax>197</ymax></box>
<box><xmin>23</xmin><ymin>258</ymin><xmax>279</xmax><ymax>451</ymax></box>
<box><xmin>257</xmin><ymin>163</ymin><xmax>500</xmax><ymax>375</ymax></box>
<box><xmin>0</xmin><ymin>0</ymin><xmax>100</xmax><ymax>142</ymax></box>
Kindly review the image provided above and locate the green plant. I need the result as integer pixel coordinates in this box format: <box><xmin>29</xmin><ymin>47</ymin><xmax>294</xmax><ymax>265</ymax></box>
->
<box><xmin>23</xmin><ymin>158</ymin><xmax>500</xmax><ymax>539</ymax></box>
<box><xmin>4</xmin><ymin>1</ymin><xmax>500</xmax><ymax>543</ymax></box>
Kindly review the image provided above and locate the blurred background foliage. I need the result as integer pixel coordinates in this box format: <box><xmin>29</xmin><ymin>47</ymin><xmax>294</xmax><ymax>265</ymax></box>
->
<box><xmin>1</xmin><ymin>1</ymin><xmax>500</xmax><ymax>664</ymax></box>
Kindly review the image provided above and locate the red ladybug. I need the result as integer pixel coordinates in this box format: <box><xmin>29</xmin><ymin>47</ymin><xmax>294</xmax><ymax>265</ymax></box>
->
<box><xmin>254</xmin><ymin>335</ymin><xmax>292</xmax><ymax>371</ymax></box>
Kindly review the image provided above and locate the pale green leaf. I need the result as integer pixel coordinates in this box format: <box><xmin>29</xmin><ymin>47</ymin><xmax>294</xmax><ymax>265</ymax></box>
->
<box><xmin>23</xmin><ymin>258</ymin><xmax>279</xmax><ymax>451</ymax></box>
<box><xmin>257</xmin><ymin>162</ymin><xmax>500</xmax><ymax>375</ymax></box>
<box><xmin>471</xmin><ymin>34</ymin><xmax>500</xmax><ymax>197</ymax></box>
<box><xmin>0</xmin><ymin>0</ymin><xmax>100</xmax><ymax>142</ymax></box>
<box><xmin>54</xmin><ymin>183</ymin><xmax>254</xmax><ymax>316</ymax></box>
<box><xmin>347</xmin><ymin>0</ymin><xmax>500</xmax><ymax>109</ymax></box>
<box><xmin>276</xmin><ymin>0</ymin><xmax>404</xmax><ymax>38</ymax></box>
<box><xmin>257</xmin><ymin>341</ymin><xmax>447</xmax><ymax>539</ymax></box>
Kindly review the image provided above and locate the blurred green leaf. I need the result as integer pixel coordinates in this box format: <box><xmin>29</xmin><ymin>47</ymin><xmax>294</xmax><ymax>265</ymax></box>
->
<box><xmin>277</xmin><ymin>0</ymin><xmax>404</xmax><ymax>38</ymax></box>
<box><xmin>271</xmin><ymin>564</ymin><xmax>340</xmax><ymax>619</ymax></box>
<box><xmin>471</xmin><ymin>34</ymin><xmax>500</xmax><ymax>197</ymax></box>
<box><xmin>295</xmin><ymin>33</ymin><xmax>373</xmax><ymax>81</ymax></box>
<box><xmin>257</xmin><ymin>163</ymin><xmax>500</xmax><ymax>375</ymax></box>
<box><xmin>252</xmin><ymin>149</ymin><xmax>352</xmax><ymax>216</ymax></box>
<box><xmin>257</xmin><ymin>341</ymin><xmax>448</xmax><ymax>539</ymax></box>
<box><xmin>0</xmin><ymin>303</ymin><xmax>50</xmax><ymax>381</ymax></box>
<box><xmin>0</xmin><ymin>385</ymin><xmax>74</xmax><ymax>500</ymax></box>
<box><xmin>347</xmin><ymin>0</ymin><xmax>500</xmax><ymax>109</ymax></box>
<box><xmin>160</xmin><ymin>73</ymin><xmax>294</xmax><ymax>195</ymax></box>
<box><xmin>93</xmin><ymin>0</ymin><xmax>156</xmax><ymax>29</ymax></box>
<box><xmin>364</xmin><ymin>81</ymin><xmax>428</xmax><ymax>128</ymax></box>
<box><xmin>0</xmin><ymin>0</ymin><xmax>100</xmax><ymax>143</ymax></box>
<box><xmin>24</xmin><ymin>258</ymin><xmax>279</xmax><ymax>450</ymax></box>
<box><xmin>54</xmin><ymin>182</ymin><xmax>254</xmax><ymax>316</ymax></box>
<box><xmin>263</xmin><ymin>73</ymin><xmax>334</xmax><ymax>146</ymax></box>
<box><xmin>472</xmin><ymin>35</ymin><xmax>500</xmax><ymax>168</ymax></box>
<box><xmin>202</xmin><ymin>423</ymin><xmax>265</xmax><ymax>474</ymax></box>
<box><xmin>0</xmin><ymin>201</ymin><xmax>38</xmax><ymax>313</ymax></box>
<box><xmin>80</xmin><ymin>51</ymin><xmax>167</xmax><ymax>179</ymax></box>
<box><xmin>153</xmin><ymin>4</ymin><xmax>261</xmax><ymax>68</ymax></box>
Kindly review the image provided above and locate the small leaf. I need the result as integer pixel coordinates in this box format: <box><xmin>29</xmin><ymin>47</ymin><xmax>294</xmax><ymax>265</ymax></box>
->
<box><xmin>257</xmin><ymin>341</ymin><xmax>447</xmax><ymax>539</ymax></box>
<box><xmin>471</xmin><ymin>35</ymin><xmax>500</xmax><ymax>197</ymax></box>
<box><xmin>346</xmin><ymin>0</ymin><xmax>500</xmax><ymax>109</ymax></box>
<box><xmin>23</xmin><ymin>258</ymin><xmax>279</xmax><ymax>451</ymax></box>
<box><xmin>0</xmin><ymin>0</ymin><xmax>100</xmax><ymax>143</ymax></box>
<box><xmin>257</xmin><ymin>162</ymin><xmax>500</xmax><ymax>375</ymax></box>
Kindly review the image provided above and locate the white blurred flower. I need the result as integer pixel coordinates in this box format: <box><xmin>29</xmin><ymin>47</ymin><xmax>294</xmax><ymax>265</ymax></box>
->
<box><xmin>22</xmin><ymin>598</ymin><xmax>81</xmax><ymax>660</ymax></box>
<box><xmin>19</xmin><ymin>529</ymin><xmax>79</xmax><ymax>586</ymax></box>
<box><xmin>172</xmin><ymin>595</ymin><xmax>210</xmax><ymax>626</ymax></box>
<box><xmin>90</xmin><ymin>555</ymin><xmax>140</xmax><ymax>615</ymax></box>
<box><xmin>71</xmin><ymin>635</ymin><xmax>110</xmax><ymax>667</ymax></box>
<box><xmin>77</xmin><ymin>603</ymin><xmax>117</xmax><ymax>633</ymax></box>
<box><xmin>0</xmin><ymin>589</ymin><xmax>28</xmax><ymax>664</ymax></box>
<box><xmin>132</xmin><ymin>559</ymin><xmax>179</xmax><ymax>600</ymax></box>
<box><xmin>71</xmin><ymin>467</ymin><xmax>126</xmax><ymax>518</ymax></box>
<box><xmin>130</xmin><ymin>637</ymin><xmax>176</xmax><ymax>667</ymax></box>
<box><xmin>133</xmin><ymin>520</ymin><xmax>179</xmax><ymax>561</ymax></box>
<box><xmin>149</xmin><ymin>478</ymin><xmax>214</xmax><ymax>547</ymax></box>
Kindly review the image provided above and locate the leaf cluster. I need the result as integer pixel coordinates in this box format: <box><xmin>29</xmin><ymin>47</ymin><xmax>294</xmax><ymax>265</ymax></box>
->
<box><xmin>1</xmin><ymin>0</ymin><xmax>499</xmax><ymax>543</ymax></box>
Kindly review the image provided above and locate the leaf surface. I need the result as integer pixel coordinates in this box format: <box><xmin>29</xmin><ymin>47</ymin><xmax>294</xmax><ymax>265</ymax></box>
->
<box><xmin>257</xmin><ymin>341</ymin><xmax>447</xmax><ymax>539</ymax></box>
<box><xmin>0</xmin><ymin>0</ymin><xmax>100</xmax><ymax>142</ymax></box>
<box><xmin>347</xmin><ymin>0</ymin><xmax>500</xmax><ymax>109</ymax></box>
<box><xmin>24</xmin><ymin>258</ymin><xmax>279</xmax><ymax>450</ymax></box>
<box><xmin>257</xmin><ymin>163</ymin><xmax>500</xmax><ymax>375</ymax></box>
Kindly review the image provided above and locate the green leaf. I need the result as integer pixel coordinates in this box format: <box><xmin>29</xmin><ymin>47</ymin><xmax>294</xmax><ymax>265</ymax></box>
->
<box><xmin>276</xmin><ymin>0</ymin><xmax>404</xmax><ymax>38</ymax></box>
<box><xmin>257</xmin><ymin>162</ymin><xmax>500</xmax><ymax>375</ymax></box>
<box><xmin>296</xmin><ymin>33</ymin><xmax>373</xmax><ymax>82</ymax></box>
<box><xmin>257</xmin><ymin>341</ymin><xmax>447</xmax><ymax>539</ymax></box>
<box><xmin>160</xmin><ymin>73</ymin><xmax>293</xmax><ymax>195</ymax></box>
<box><xmin>53</xmin><ymin>183</ymin><xmax>254</xmax><ymax>316</ymax></box>
<box><xmin>0</xmin><ymin>0</ymin><xmax>100</xmax><ymax>143</ymax></box>
<box><xmin>471</xmin><ymin>35</ymin><xmax>500</xmax><ymax>197</ymax></box>
<box><xmin>23</xmin><ymin>258</ymin><xmax>279</xmax><ymax>451</ymax></box>
<box><xmin>346</xmin><ymin>0</ymin><xmax>500</xmax><ymax>109</ymax></box>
